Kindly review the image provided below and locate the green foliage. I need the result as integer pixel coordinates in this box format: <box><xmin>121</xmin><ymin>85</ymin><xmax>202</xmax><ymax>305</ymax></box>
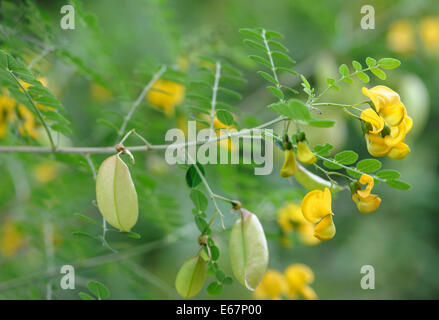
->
<box><xmin>78</xmin><ymin>281</ymin><xmax>110</xmax><ymax>300</ymax></box>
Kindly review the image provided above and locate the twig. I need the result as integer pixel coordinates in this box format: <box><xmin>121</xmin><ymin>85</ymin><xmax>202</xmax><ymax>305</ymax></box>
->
<box><xmin>116</xmin><ymin>65</ymin><xmax>167</xmax><ymax>140</ymax></box>
<box><xmin>209</xmin><ymin>61</ymin><xmax>221</xmax><ymax>134</ymax></box>
<box><xmin>0</xmin><ymin>116</ymin><xmax>287</xmax><ymax>154</ymax></box>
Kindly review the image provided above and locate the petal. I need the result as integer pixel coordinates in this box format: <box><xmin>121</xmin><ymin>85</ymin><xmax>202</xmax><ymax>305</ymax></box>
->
<box><xmin>352</xmin><ymin>193</ymin><xmax>382</xmax><ymax>214</ymax></box>
<box><xmin>360</xmin><ymin>108</ymin><xmax>384</xmax><ymax>134</ymax></box>
<box><xmin>297</xmin><ymin>141</ymin><xmax>316</xmax><ymax>165</ymax></box>
<box><xmin>380</xmin><ymin>102</ymin><xmax>406</xmax><ymax>127</ymax></box>
<box><xmin>314</xmin><ymin>215</ymin><xmax>336</xmax><ymax>241</ymax></box>
<box><xmin>362</xmin><ymin>86</ymin><xmax>401</xmax><ymax>113</ymax></box>
<box><xmin>301</xmin><ymin>188</ymin><xmax>332</xmax><ymax>223</ymax></box>
<box><xmin>388</xmin><ymin>142</ymin><xmax>411</xmax><ymax>159</ymax></box>
<box><xmin>280</xmin><ymin>149</ymin><xmax>297</xmax><ymax>178</ymax></box>
<box><xmin>285</xmin><ymin>263</ymin><xmax>315</xmax><ymax>289</ymax></box>
<box><xmin>365</xmin><ymin>133</ymin><xmax>392</xmax><ymax>157</ymax></box>
<box><xmin>300</xmin><ymin>286</ymin><xmax>318</xmax><ymax>300</ymax></box>
<box><xmin>254</xmin><ymin>270</ymin><xmax>286</xmax><ymax>300</ymax></box>
<box><xmin>357</xmin><ymin>174</ymin><xmax>374</xmax><ymax>198</ymax></box>
<box><xmin>384</xmin><ymin>121</ymin><xmax>407</xmax><ymax>147</ymax></box>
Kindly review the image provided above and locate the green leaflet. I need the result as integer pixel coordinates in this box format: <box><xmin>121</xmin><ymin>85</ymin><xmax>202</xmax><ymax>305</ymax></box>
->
<box><xmin>96</xmin><ymin>154</ymin><xmax>138</xmax><ymax>232</ymax></box>
<box><xmin>229</xmin><ymin>209</ymin><xmax>268</xmax><ymax>290</ymax></box>
<box><xmin>175</xmin><ymin>256</ymin><xmax>206</xmax><ymax>298</ymax></box>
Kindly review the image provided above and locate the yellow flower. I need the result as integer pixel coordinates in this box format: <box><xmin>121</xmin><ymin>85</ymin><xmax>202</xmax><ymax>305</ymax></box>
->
<box><xmin>284</xmin><ymin>264</ymin><xmax>317</xmax><ymax>300</ymax></box>
<box><xmin>297</xmin><ymin>141</ymin><xmax>316</xmax><ymax>164</ymax></box>
<box><xmin>387</xmin><ymin>20</ymin><xmax>415</xmax><ymax>54</ymax></box>
<box><xmin>17</xmin><ymin>104</ymin><xmax>39</xmax><ymax>139</ymax></box>
<box><xmin>0</xmin><ymin>95</ymin><xmax>16</xmax><ymax>139</ymax></box>
<box><xmin>277</xmin><ymin>203</ymin><xmax>320</xmax><ymax>246</ymax></box>
<box><xmin>213</xmin><ymin>116</ymin><xmax>237</xmax><ymax>152</ymax></box>
<box><xmin>301</xmin><ymin>188</ymin><xmax>335</xmax><ymax>241</ymax></box>
<box><xmin>0</xmin><ymin>220</ymin><xmax>25</xmax><ymax>257</ymax></box>
<box><xmin>362</xmin><ymin>86</ymin><xmax>406</xmax><ymax>127</ymax></box>
<box><xmin>280</xmin><ymin>149</ymin><xmax>297</xmax><ymax>178</ymax></box>
<box><xmin>362</xmin><ymin>86</ymin><xmax>412</xmax><ymax>159</ymax></box>
<box><xmin>352</xmin><ymin>174</ymin><xmax>381</xmax><ymax>214</ymax></box>
<box><xmin>420</xmin><ymin>16</ymin><xmax>439</xmax><ymax>53</ymax></box>
<box><xmin>90</xmin><ymin>83</ymin><xmax>113</xmax><ymax>103</ymax></box>
<box><xmin>147</xmin><ymin>79</ymin><xmax>185</xmax><ymax>117</ymax></box>
<box><xmin>254</xmin><ymin>270</ymin><xmax>287</xmax><ymax>300</ymax></box>
<box><xmin>360</xmin><ymin>108</ymin><xmax>384</xmax><ymax>134</ymax></box>
<box><xmin>34</xmin><ymin>161</ymin><xmax>59</xmax><ymax>184</ymax></box>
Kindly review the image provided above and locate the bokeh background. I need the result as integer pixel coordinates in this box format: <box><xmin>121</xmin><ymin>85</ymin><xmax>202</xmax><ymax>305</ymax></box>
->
<box><xmin>0</xmin><ymin>0</ymin><xmax>438</xmax><ymax>299</ymax></box>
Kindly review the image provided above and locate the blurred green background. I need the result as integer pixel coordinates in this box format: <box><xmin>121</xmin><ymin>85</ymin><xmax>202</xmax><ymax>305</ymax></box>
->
<box><xmin>0</xmin><ymin>0</ymin><xmax>438</xmax><ymax>299</ymax></box>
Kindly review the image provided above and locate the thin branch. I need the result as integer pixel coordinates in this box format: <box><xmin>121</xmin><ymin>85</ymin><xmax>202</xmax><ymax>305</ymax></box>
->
<box><xmin>0</xmin><ymin>116</ymin><xmax>287</xmax><ymax>154</ymax></box>
<box><xmin>117</xmin><ymin>65</ymin><xmax>167</xmax><ymax>140</ymax></box>
<box><xmin>28</xmin><ymin>46</ymin><xmax>55</xmax><ymax>71</ymax></box>
<box><xmin>209</xmin><ymin>61</ymin><xmax>221</xmax><ymax>133</ymax></box>
<box><xmin>262</xmin><ymin>28</ymin><xmax>283</xmax><ymax>102</ymax></box>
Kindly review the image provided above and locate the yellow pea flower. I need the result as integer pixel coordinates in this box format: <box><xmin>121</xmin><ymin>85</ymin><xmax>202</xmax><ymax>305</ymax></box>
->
<box><xmin>420</xmin><ymin>16</ymin><xmax>439</xmax><ymax>53</ymax></box>
<box><xmin>213</xmin><ymin>116</ymin><xmax>237</xmax><ymax>152</ymax></box>
<box><xmin>297</xmin><ymin>141</ymin><xmax>316</xmax><ymax>164</ymax></box>
<box><xmin>360</xmin><ymin>108</ymin><xmax>384</xmax><ymax>134</ymax></box>
<box><xmin>17</xmin><ymin>104</ymin><xmax>39</xmax><ymax>139</ymax></box>
<box><xmin>0</xmin><ymin>95</ymin><xmax>17</xmax><ymax>139</ymax></box>
<box><xmin>90</xmin><ymin>83</ymin><xmax>113</xmax><ymax>103</ymax></box>
<box><xmin>147</xmin><ymin>79</ymin><xmax>185</xmax><ymax>117</ymax></box>
<box><xmin>297</xmin><ymin>223</ymin><xmax>320</xmax><ymax>246</ymax></box>
<box><xmin>362</xmin><ymin>86</ymin><xmax>406</xmax><ymax>127</ymax></box>
<box><xmin>284</xmin><ymin>264</ymin><xmax>317</xmax><ymax>300</ymax></box>
<box><xmin>388</xmin><ymin>142</ymin><xmax>411</xmax><ymax>159</ymax></box>
<box><xmin>254</xmin><ymin>270</ymin><xmax>287</xmax><ymax>300</ymax></box>
<box><xmin>301</xmin><ymin>188</ymin><xmax>336</xmax><ymax>241</ymax></box>
<box><xmin>280</xmin><ymin>149</ymin><xmax>297</xmax><ymax>178</ymax></box>
<box><xmin>387</xmin><ymin>20</ymin><xmax>415</xmax><ymax>54</ymax></box>
<box><xmin>352</xmin><ymin>174</ymin><xmax>382</xmax><ymax>214</ymax></box>
<box><xmin>0</xmin><ymin>220</ymin><xmax>25</xmax><ymax>257</ymax></box>
<box><xmin>34</xmin><ymin>161</ymin><xmax>59</xmax><ymax>184</ymax></box>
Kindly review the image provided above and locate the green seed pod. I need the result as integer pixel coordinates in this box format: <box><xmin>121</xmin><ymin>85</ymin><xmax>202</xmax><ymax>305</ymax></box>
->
<box><xmin>295</xmin><ymin>164</ymin><xmax>342</xmax><ymax>193</ymax></box>
<box><xmin>96</xmin><ymin>154</ymin><xmax>138</xmax><ymax>232</ymax></box>
<box><xmin>229</xmin><ymin>209</ymin><xmax>268</xmax><ymax>290</ymax></box>
<box><xmin>175</xmin><ymin>256</ymin><xmax>206</xmax><ymax>298</ymax></box>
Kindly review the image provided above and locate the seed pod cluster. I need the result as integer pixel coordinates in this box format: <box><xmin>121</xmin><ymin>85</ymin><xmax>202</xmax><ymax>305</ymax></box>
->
<box><xmin>96</xmin><ymin>154</ymin><xmax>138</xmax><ymax>232</ymax></box>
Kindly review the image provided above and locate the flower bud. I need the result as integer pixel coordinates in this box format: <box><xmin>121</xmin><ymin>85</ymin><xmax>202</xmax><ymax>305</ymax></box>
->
<box><xmin>297</xmin><ymin>141</ymin><xmax>316</xmax><ymax>165</ymax></box>
<box><xmin>280</xmin><ymin>149</ymin><xmax>297</xmax><ymax>178</ymax></box>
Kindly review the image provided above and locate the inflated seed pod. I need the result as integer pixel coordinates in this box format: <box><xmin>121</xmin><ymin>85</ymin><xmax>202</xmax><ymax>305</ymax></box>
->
<box><xmin>229</xmin><ymin>209</ymin><xmax>268</xmax><ymax>290</ymax></box>
<box><xmin>175</xmin><ymin>256</ymin><xmax>206</xmax><ymax>298</ymax></box>
<box><xmin>96</xmin><ymin>154</ymin><xmax>138</xmax><ymax>232</ymax></box>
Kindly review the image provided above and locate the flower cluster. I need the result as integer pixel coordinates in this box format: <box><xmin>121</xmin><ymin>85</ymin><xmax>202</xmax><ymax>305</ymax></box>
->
<box><xmin>361</xmin><ymin>86</ymin><xmax>412</xmax><ymax>159</ymax></box>
<box><xmin>254</xmin><ymin>264</ymin><xmax>317</xmax><ymax>300</ymax></box>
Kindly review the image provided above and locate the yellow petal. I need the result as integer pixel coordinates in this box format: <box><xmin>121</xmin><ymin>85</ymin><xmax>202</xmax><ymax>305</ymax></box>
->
<box><xmin>388</xmin><ymin>142</ymin><xmax>410</xmax><ymax>159</ymax></box>
<box><xmin>301</xmin><ymin>188</ymin><xmax>332</xmax><ymax>223</ymax></box>
<box><xmin>352</xmin><ymin>193</ymin><xmax>382</xmax><ymax>214</ymax></box>
<box><xmin>362</xmin><ymin>86</ymin><xmax>406</xmax><ymax>126</ymax></box>
<box><xmin>403</xmin><ymin>116</ymin><xmax>413</xmax><ymax>133</ymax></box>
<box><xmin>298</xmin><ymin>224</ymin><xmax>321</xmax><ymax>246</ymax></box>
<box><xmin>357</xmin><ymin>174</ymin><xmax>374</xmax><ymax>198</ymax></box>
<box><xmin>387</xmin><ymin>20</ymin><xmax>415</xmax><ymax>54</ymax></box>
<box><xmin>360</xmin><ymin>108</ymin><xmax>384</xmax><ymax>134</ymax></box>
<box><xmin>280</xmin><ymin>149</ymin><xmax>297</xmax><ymax>178</ymax></box>
<box><xmin>365</xmin><ymin>133</ymin><xmax>392</xmax><ymax>157</ymax></box>
<box><xmin>285</xmin><ymin>263</ymin><xmax>314</xmax><ymax>290</ymax></box>
<box><xmin>297</xmin><ymin>141</ymin><xmax>316</xmax><ymax>164</ymax></box>
<box><xmin>314</xmin><ymin>215</ymin><xmax>336</xmax><ymax>241</ymax></box>
<box><xmin>254</xmin><ymin>270</ymin><xmax>287</xmax><ymax>300</ymax></box>
<box><xmin>300</xmin><ymin>285</ymin><xmax>318</xmax><ymax>300</ymax></box>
